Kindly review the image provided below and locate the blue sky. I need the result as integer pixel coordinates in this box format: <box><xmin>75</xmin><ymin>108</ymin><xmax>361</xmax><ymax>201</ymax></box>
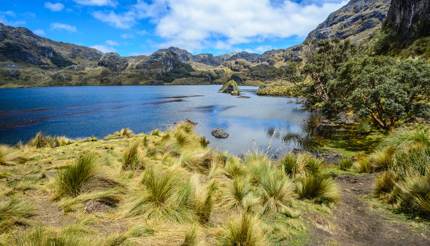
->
<box><xmin>0</xmin><ymin>0</ymin><xmax>346</xmax><ymax>56</ymax></box>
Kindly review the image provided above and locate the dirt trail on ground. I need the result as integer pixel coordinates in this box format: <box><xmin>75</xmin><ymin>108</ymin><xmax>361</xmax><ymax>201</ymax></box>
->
<box><xmin>308</xmin><ymin>174</ymin><xmax>430</xmax><ymax>246</ymax></box>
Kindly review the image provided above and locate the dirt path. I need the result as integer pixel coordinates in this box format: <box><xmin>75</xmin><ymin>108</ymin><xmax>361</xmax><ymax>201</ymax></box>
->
<box><xmin>308</xmin><ymin>174</ymin><xmax>430</xmax><ymax>246</ymax></box>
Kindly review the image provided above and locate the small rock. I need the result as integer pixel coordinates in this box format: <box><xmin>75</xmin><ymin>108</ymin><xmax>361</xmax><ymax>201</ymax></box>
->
<box><xmin>84</xmin><ymin>200</ymin><xmax>112</xmax><ymax>213</ymax></box>
<box><xmin>211</xmin><ymin>128</ymin><xmax>229</xmax><ymax>139</ymax></box>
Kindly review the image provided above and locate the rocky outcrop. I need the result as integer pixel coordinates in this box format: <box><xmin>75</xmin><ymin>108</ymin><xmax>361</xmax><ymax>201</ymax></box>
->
<box><xmin>219</xmin><ymin>80</ymin><xmax>240</xmax><ymax>95</ymax></box>
<box><xmin>306</xmin><ymin>0</ymin><xmax>391</xmax><ymax>43</ymax></box>
<box><xmin>98</xmin><ymin>53</ymin><xmax>128</xmax><ymax>72</ymax></box>
<box><xmin>383</xmin><ymin>0</ymin><xmax>430</xmax><ymax>43</ymax></box>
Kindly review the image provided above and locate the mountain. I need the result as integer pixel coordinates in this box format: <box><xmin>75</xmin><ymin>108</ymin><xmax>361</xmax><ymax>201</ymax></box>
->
<box><xmin>0</xmin><ymin>23</ymin><xmax>102</xmax><ymax>68</ymax></box>
<box><xmin>306</xmin><ymin>0</ymin><xmax>391</xmax><ymax>43</ymax></box>
<box><xmin>383</xmin><ymin>0</ymin><xmax>430</xmax><ymax>44</ymax></box>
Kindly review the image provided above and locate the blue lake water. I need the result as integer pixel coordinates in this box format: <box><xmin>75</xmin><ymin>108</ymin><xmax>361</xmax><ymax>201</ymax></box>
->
<box><xmin>0</xmin><ymin>85</ymin><xmax>310</xmax><ymax>155</ymax></box>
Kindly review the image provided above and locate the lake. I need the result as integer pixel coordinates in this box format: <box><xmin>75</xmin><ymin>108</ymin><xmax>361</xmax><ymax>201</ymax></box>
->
<box><xmin>0</xmin><ymin>85</ymin><xmax>310</xmax><ymax>155</ymax></box>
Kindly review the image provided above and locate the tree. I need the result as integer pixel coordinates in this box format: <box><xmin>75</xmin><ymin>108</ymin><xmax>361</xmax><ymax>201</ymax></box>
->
<box><xmin>331</xmin><ymin>56</ymin><xmax>430</xmax><ymax>130</ymax></box>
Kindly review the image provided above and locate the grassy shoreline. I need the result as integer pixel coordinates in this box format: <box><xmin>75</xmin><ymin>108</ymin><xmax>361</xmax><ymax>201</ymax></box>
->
<box><xmin>1</xmin><ymin>122</ymin><xmax>429</xmax><ymax>245</ymax></box>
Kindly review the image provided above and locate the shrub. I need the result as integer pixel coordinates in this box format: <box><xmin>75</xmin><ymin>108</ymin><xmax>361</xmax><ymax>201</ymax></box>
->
<box><xmin>296</xmin><ymin>174</ymin><xmax>339</xmax><ymax>204</ymax></box>
<box><xmin>122</xmin><ymin>142</ymin><xmax>144</xmax><ymax>170</ymax></box>
<box><xmin>0</xmin><ymin>197</ymin><xmax>34</xmax><ymax>231</ymax></box>
<box><xmin>218</xmin><ymin>213</ymin><xmax>267</xmax><ymax>246</ymax></box>
<box><xmin>56</xmin><ymin>153</ymin><xmax>96</xmax><ymax>197</ymax></box>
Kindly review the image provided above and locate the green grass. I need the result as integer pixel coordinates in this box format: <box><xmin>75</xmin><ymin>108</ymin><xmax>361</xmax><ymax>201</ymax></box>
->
<box><xmin>258</xmin><ymin>169</ymin><xmax>294</xmax><ymax>214</ymax></box>
<box><xmin>56</xmin><ymin>153</ymin><xmax>96</xmax><ymax>197</ymax></box>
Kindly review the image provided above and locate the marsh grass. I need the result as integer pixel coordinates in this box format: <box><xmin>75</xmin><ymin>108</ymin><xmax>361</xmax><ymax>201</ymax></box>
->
<box><xmin>56</xmin><ymin>153</ymin><xmax>96</xmax><ymax>197</ymax></box>
<box><xmin>218</xmin><ymin>213</ymin><xmax>267</xmax><ymax>246</ymax></box>
<box><xmin>0</xmin><ymin>197</ymin><xmax>34</xmax><ymax>231</ymax></box>
<box><xmin>223</xmin><ymin>176</ymin><xmax>254</xmax><ymax>210</ymax></box>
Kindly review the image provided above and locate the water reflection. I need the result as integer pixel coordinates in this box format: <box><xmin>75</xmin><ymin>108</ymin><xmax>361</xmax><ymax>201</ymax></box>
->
<box><xmin>0</xmin><ymin>85</ymin><xmax>311</xmax><ymax>155</ymax></box>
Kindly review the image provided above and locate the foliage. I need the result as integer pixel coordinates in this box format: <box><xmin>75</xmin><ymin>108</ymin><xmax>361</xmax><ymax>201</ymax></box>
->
<box><xmin>296</xmin><ymin>173</ymin><xmax>339</xmax><ymax>204</ymax></box>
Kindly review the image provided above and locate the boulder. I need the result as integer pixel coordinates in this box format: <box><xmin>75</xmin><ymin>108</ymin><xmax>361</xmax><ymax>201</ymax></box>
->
<box><xmin>211</xmin><ymin>128</ymin><xmax>229</xmax><ymax>139</ymax></box>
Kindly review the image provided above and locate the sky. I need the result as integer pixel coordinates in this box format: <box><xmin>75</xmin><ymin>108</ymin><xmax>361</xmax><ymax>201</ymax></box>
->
<box><xmin>0</xmin><ymin>0</ymin><xmax>347</xmax><ymax>56</ymax></box>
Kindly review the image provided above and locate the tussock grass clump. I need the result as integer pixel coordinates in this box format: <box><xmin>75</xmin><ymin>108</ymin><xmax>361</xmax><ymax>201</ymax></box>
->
<box><xmin>370</xmin><ymin>127</ymin><xmax>430</xmax><ymax>217</ymax></box>
<box><xmin>199</xmin><ymin>137</ymin><xmax>210</xmax><ymax>148</ymax></box>
<box><xmin>223</xmin><ymin>176</ymin><xmax>254</xmax><ymax>210</ymax></box>
<box><xmin>375</xmin><ymin>171</ymin><xmax>396</xmax><ymax>196</ymax></box>
<box><xmin>106</xmin><ymin>128</ymin><xmax>134</xmax><ymax>139</ymax></box>
<box><xmin>181</xmin><ymin>225</ymin><xmax>198</xmax><ymax>246</ymax></box>
<box><xmin>56</xmin><ymin>153</ymin><xmax>96</xmax><ymax>197</ymax></box>
<box><xmin>369</xmin><ymin>147</ymin><xmax>395</xmax><ymax>171</ymax></box>
<box><xmin>224</xmin><ymin>156</ymin><xmax>246</xmax><ymax>178</ymax></box>
<box><xmin>338</xmin><ymin>158</ymin><xmax>354</xmax><ymax>171</ymax></box>
<box><xmin>258</xmin><ymin>169</ymin><xmax>294</xmax><ymax>214</ymax></box>
<box><xmin>296</xmin><ymin>174</ymin><xmax>339</xmax><ymax>204</ymax></box>
<box><xmin>218</xmin><ymin>213</ymin><xmax>267</xmax><ymax>246</ymax></box>
<box><xmin>0</xmin><ymin>197</ymin><xmax>34</xmax><ymax>231</ymax></box>
<box><xmin>128</xmin><ymin>167</ymin><xmax>191</xmax><ymax>222</ymax></box>
<box><xmin>122</xmin><ymin>142</ymin><xmax>144</xmax><ymax>170</ymax></box>
<box><xmin>353</xmin><ymin>157</ymin><xmax>373</xmax><ymax>173</ymax></box>
<box><xmin>281</xmin><ymin>153</ymin><xmax>298</xmax><ymax>177</ymax></box>
<box><xmin>189</xmin><ymin>176</ymin><xmax>216</xmax><ymax>224</ymax></box>
<box><xmin>175</xmin><ymin>131</ymin><xmax>190</xmax><ymax>147</ymax></box>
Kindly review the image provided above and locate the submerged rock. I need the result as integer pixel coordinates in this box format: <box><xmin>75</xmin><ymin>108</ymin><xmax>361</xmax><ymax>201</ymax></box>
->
<box><xmin>219</xmin><ymin>80</ymin><xmax>240</xmax><ymax>96</ymax></box>
<box><xmin>211</xmin><ymin>128</ymin><xmax>229</xmax><ymax>139</ymax></box>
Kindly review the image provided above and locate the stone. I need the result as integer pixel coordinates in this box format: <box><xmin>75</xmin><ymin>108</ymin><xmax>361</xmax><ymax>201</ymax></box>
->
<box><xmin>211</xmin><ymin>128</ymin><xmax>229</xmax><ymax>139</ymax></box>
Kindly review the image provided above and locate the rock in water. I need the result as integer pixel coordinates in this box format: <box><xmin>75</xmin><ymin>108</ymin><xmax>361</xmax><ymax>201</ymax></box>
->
<box><xmin>211</xmin><ymin>128</ymin><xmax>229</xmax><ymax>139</ymax></box>
<box><xmin>219</xmin><ymin>80</ymin><xmax>240</xmax><ymax>95</ymax></box>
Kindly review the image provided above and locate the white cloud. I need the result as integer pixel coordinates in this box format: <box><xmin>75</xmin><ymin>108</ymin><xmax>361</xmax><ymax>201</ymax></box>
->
<box><xmin>44</xmin><ymin>2</ymin><xmax>64</xmax><ymax>12</ymax></box>
<box><xmin>245</xmin><ymin>45</ymin><xmax>273</xmax><ymax>54</ymax></box>
<box><xmin>74</xmin><ymin>0</ymin><xmax>116</xmax><ymax>6</ymax></box>
<box><xmin>92</xmin><ymin>0</ymin><xmax>346</xmax><ymax>51</ymax></box>
<box><xmin>50</xmin><ymin>22</ymin><xmax>77</xmax><ymax>32</ymax></box>
<box><xmin>105</xmin><ymin>40</ymin><xmax>119</xmax><ymax>46</ymax></box>
<box><xmin>91</xmin><ymin>44</ymin><xmax>116</xmax><ymax>53</ymax></box>
<box><xmin>34</xmin><ymin>29</ymin><xmax>46</xmax><ymax>36</ymax></box>
<box><xmin>120</xmin><ymin>33</ymin><xmax>134</xmax><ymax>39</ymax></box>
